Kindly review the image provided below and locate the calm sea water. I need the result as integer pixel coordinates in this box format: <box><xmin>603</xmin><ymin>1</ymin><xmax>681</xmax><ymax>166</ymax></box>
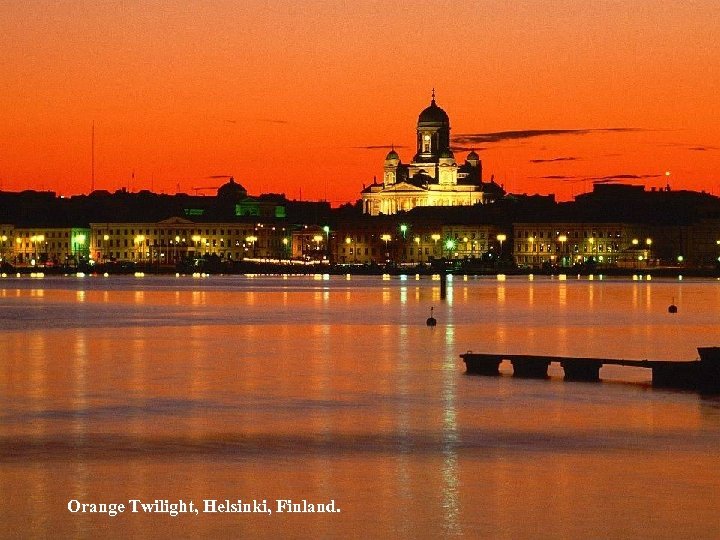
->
<box><xmin>1</xmin><ymin>274</ymin><xmax>720</xmax><ymax>539</ymax></box>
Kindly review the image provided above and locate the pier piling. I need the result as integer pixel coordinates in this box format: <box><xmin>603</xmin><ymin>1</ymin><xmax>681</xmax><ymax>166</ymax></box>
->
<box><xmin>460</xmin><ymin>348</ymin><xmax>720</xmax><ymax>394</ymax></box>
<box><xmin>561</xmin><ymin>360</ymin><xmax>602</xmax><ymax>382</ymax></box>
<box><xmin>510</xmin><ymin>357</ymin><xmax>550</xmax><ymax>379</ymax></box>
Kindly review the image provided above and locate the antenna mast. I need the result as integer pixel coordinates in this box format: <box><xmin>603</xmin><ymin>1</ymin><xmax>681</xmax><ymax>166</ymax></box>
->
<box><xmin>91</xmin><ymin>121</ymin><xmax>95</xmax><ymax>193</ymax></box>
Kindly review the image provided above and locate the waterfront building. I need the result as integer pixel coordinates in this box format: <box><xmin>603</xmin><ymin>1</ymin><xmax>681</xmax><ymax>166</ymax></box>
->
<box><xmin>90</xmin><ymin>218</ymin><xmax>291</xmax><ymax>264</ymax></box>
<box><xmin>361</xmin><ymin>92</ymin><xmax>504</xmax><ymax>216</ymax></box>
<box><xmin>512</xmin><ymin>223</ymin><xmax>649</xmax><ymax>268</ymax></box>
<box><xmin>331</xmin><ymin>214</ymin><xmax>504</xmax><ymax>265</ymax></box>
<box><xmin>675</xmin><ymin>219</ymin><xmax>720</xmax><ymax>268</ymax></box>
<box><xmin>10</xmin><ymin>226</ymin><xmax>90</xmax><ymax>267</ymax></box>
<box><xmin>332</xmin><ymin>220</ymin><xmax>440</xmax><ymax>265</ymax></box>
<box><xmin>439</xmin><ymin>224</ymin><xmax>506</xmax><ymax>261</ymax></box>
<box><xmin>291</xmin><ymin>225</ymin><xmax>330</xmax><ymax>262</ymax></box>
<box><xmin>509</xmin><ymin>184</ymin><xmax>720</xmax><ymax>269</ymax></box>
<box><xmin>0</xmin><ymin>225</ymin><xmax>13</xmax><ymax>264</ymax></box>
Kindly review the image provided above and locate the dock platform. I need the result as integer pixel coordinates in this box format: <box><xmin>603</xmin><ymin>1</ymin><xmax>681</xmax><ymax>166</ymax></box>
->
<box><xmin>459</xmin><ymin>347</ymin><xmax>720</xmax><ymax>393</ymax></box>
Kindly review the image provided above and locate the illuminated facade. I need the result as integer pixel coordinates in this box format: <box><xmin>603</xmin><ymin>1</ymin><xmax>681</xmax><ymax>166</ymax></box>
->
<box><xmin>90</xmin><ymin>218</ymin><xmax>291</xmax><ymax>264</ymax></box>
<box><xmin>512</xmin><ymin>223</ymin><xmax>649</xmax><ymax>268</ymax></box>
<box><xmin>332</xmin><ymin>221</ymin><xmax>503</xmax><ymax>265</ymax></box>
<box><xmin>0</xmin><ymin>225</ymin><xmax>13</xmax><ymax>264</ymax></box>
<box><xmin>9</xmin><ymin>227</ymin><xmax>90</xmax><ymax>266</ymax></box>
<box><xmin>361</xmin><ymin>92</ymin><xmax>504</xmax><ymax>215</ymax></box>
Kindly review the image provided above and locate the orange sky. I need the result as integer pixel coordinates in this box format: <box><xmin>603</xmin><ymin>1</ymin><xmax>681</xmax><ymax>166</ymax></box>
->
<box><xmin>1</xmin><ymin>1</ymin><xmax>719</xmax><ymax>204</ymax></box>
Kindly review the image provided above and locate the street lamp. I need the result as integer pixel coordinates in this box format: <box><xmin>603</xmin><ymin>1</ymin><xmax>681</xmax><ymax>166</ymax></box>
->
<box><xmin>431</xmin><ymin>233</ymin><xmax>441</xmax><ymax>257</ymax></box>
<box><xmin>282</xmin><ymin>237</ymin><xmax>290</xmax><ymax>260</ymax></box>
<box><xmin>381</xmin><ymin>234</ymin><xmax>392</xmax><ymax>262</ymax></box>
<box><xmin>134</xmin><ymin>234</ymin><xmax>145</xmax><ymax>263</ymax></box>
<box><xmin>400</xmin><ymin>224</ymin><xmax>408</xmax><ymax>239</ymax></box>
<box><xmin>414</xmin><ymin>236</ymin><xmax>421</xmax><ymax>262</ymax></box>
<box><xmin>312</xmin><ymin>234</ymin><xmax>323</xmax><ymax>254</ymax></box>
<box><xmin>102</xmin><ymin>234</ymin><xmax>110</xmax><ymax>263</ymax></box>
<box><xmin>29</xmin><ymin>235</ymin><xmax>38</xmax><ymax>266</ymax></box>
<box><xmin>645</xmin><ymin>238</ymin><xmax>652</xmax><ymax>266</ymax></box>
<box><xmin>246</xmin><ymin>235</ymin><xmax>258</xmax><ymax>257</ymax></box>
<box><xmin>444</xmin><ymin>238</ymin><xmax>456</xmax><ymax>259</ymax></box>
<box><xmin>496</xmin><ymin>234</ymin><xmax>507</xmax><ymax>259</ymax></box>
<box><xmin>322</xmin><ymin>225</ymin><xmax>330</xmax><ymax>257</ymax></box>
<box><xmin>528</xmin><ymin>236</ymin><xmax>535</xmax><ymax>264</ymax></box>
<box><xmin>558</xmin><ymin>234</ymin><xmax>567</xmax><ymax>266</ymax></box>
<box><xmin>36</xmin><ymin>234</ymin><xmax>45</xmax><ymax>265</ymax></box>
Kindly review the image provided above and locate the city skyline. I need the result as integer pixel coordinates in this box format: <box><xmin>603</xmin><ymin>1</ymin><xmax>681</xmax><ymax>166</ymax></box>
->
<box><xmin>2</xmin><ymin>1</ymin><xmax>719</xmax><ymax>203</ymax></box>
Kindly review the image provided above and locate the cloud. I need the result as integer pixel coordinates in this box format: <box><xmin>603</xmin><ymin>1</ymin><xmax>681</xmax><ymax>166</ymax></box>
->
<box><xmin>257</xmin><ymin>118</ymin><xmax>289</xmax><ymax>124</ymax></box>
<box><xmin>688</xmin><ymin>146</ymin><xmax>719</xmax><ymax>151</ymax></box>
<box><xmin>450</xmin><ymin>146</ymin><xmax>488</xmax><ymax>152</ymax></box>
<box><xmin>227</xmin><ymin>118</ymin><xmax>289</xmax><ymax>124</ymax></box>
<box><xmin>452</xmin><ymin>128</ymin><xmax>645</xmax><ymax>144</ymax></box>
<box><xmin>205</xmin><ymin>175</ymin><xmax>233</xmax><ymax>179</ymax></box>
<box><xmin>352</xmin><ymin>145</ymin><xmax>409</xmax><ymax>150</ymax></box>
<box><xmin>535</xmin><ymin>175</ymin><xmax>582</xmax><ymax>180</ymax></box>
<box><xmin>657</xmin><ymin>142</ymin><xmax>717</xmax><ymax>151</ymax></box>
<box><xmin>590</xmin><ymin>174</ymin><xmax>662</xmax><ymax>181</ymax></box>
<box><xmin>529</xmin><ymin>157</ymin><xmax>579</xmax><ymax>163</ymax></box>
<box><xmin>531</xmin><ymin>173</ymin><xmax>662</xmax><ymax>183</ymax></box>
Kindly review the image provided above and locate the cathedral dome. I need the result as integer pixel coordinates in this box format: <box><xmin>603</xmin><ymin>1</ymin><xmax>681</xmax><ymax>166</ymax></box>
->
<box><xmin>439</xmin><ymin>149</ymin><xmax>455</xmax><ymax>159</ymax></box>
<box><xmin>385</xmin><ymin>149</ymin><xmax>399</xmax><ymax>160</ymax></box>
<box><xmin>418</xmin><ymin>99</ymin><xmax>449</xmax><ymax>125</ymax></box>
<box><xmin>467</xmin><ymin>150</ymin><xmax>479</xmax><ymax>161</ymax></box>
<box><xmin>217</xmin><ymin>177</ymin><xmax>247</xmax><ymax>199</ymax></box>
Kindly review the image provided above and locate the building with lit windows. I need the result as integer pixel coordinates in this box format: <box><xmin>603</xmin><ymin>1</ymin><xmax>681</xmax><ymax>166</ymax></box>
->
<box><xmin>10</xmin><ymin>227</ymin><xmax>90</xmax><ymax>267</ymax></box>
<box><xmin>291</xmin><ymin>225</ymin><xmax>331</xmax><ymax>261</ymax></box>
<box><xmin>361</xmin><ymin>92</ymin><xmax>504</xmax><ymax>216</ymax></box>
<box><xmin>90</xmin><ymin>218</ymin><xmax>292</xmax><ymax>264</ymax></box>
<box><xmin>0</xmin><ymin>225</ymin><xmax>13</xmax><ymax>265</ymax></box>
<box><xmin>512</xmin><ymin>223</ymin><xmax>651</xmax><ymax>268</ymax></box>
<box><xmin>331</xmin><ymin>213</ymin><xmax>504</xmax><ymax>265</ymax></box>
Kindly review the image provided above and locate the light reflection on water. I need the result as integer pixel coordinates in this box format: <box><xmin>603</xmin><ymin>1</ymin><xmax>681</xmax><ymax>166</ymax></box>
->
<box><xmin>1</xmin><ymin>275</ymin><xmax>720</xmax><ymax>538</ymax></box>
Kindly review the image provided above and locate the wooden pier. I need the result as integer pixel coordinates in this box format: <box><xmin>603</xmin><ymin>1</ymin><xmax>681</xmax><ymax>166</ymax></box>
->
<box><xmin>459</xmin><ymin>347</ymin><xmax>720</xmax><ymax>393</ymax></box>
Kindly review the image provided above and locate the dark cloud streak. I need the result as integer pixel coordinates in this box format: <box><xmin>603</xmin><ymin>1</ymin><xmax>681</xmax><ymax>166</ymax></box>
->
<box><xmin>591</xmin><ymin>174</ymin><xmax>662</xmax><ymax>180</ymax></box>
<box><xmin>453</xmin><ymin>128</ymin><xmax>645</xmax><ymax>144</ymax></box>
<box><xmin>533</xmin><ymin>175</ymin><xmax>582</xmax><ymax>180</ymax></box>
<box><xmin>226</xmin><ymin>118</ymin><xmax>289</xmax><ymax>124</ymax></box>
<box><xmin>352</xmin><ymin>145</ymin><xmax>410</xmax><ymax>150</ymax></box>
<box><xmin>530</xmin><ymin>157</ymin><xmax>579</xmax><ymax>163</ymax></box>
<box><xmin>450</xmin><ymin>146</ymin><xmax>488</xmax><ymax>152</ymax></box>
<box><xmin>532</xmin><ymin>173</ymin><xmax>663</xmax><ymax>184</ymax></box>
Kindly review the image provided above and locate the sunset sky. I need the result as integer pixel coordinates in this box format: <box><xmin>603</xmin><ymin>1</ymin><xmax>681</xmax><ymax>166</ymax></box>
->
<box><xmin>1</xmin><ymin>0</ymin><xmax>719</xmax><ymax>203</ymax></box>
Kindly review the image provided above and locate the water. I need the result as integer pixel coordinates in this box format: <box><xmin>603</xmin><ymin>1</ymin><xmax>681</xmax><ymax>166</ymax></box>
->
<box><xmin>1</xmin><ymin>275</ymin><xmax>720</xmax><ymax>539</ymax></box>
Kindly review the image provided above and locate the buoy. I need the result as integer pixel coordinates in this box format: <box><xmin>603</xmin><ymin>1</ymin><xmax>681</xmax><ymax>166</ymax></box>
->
<box><xmin>426</xmin><ymin>306</ymin><xmax>437</xmax><ymax>327</ymax></box>
<box><xmin>668</xmin><ymin>297</ymin><xmax>678</xmax><ymax>314</ymax></box>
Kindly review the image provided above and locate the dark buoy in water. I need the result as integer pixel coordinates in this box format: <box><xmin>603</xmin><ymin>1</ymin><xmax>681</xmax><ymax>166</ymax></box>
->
<box><xmin>426</xmin><ymin>306</ymin><xmax>437</xmax><ymax>327</ymax></box>
<box><xmin>668</xmin><ymin>297</ymin><xmax>678</xmax><ymax>314</ymax></box>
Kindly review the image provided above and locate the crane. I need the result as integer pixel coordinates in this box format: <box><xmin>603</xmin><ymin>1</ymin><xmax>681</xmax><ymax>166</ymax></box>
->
<box><xmin>192</xmin><ymin>186</ymin><xmax>219</xmax><ymax>195</ymax></box>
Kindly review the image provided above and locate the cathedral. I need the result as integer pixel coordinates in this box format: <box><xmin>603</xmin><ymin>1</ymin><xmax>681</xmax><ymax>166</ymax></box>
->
<box><xmin>361</xmin><ymin>92</ymin><xmax>504</xmax><ymax>216</ymax></box>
